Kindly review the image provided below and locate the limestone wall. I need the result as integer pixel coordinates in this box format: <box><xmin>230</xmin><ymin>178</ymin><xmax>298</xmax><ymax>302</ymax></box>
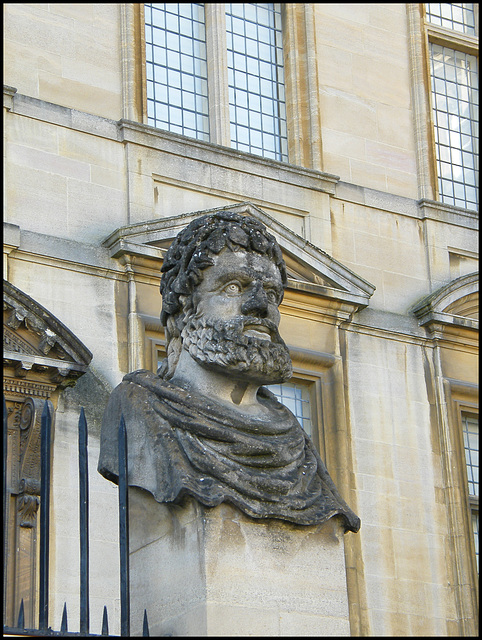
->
<box><xmin>314</xmin><ymin>4</ymin><xmax>419</xmax><ymax>199</ymax></box>
<box><xmin>4</xmin><ymin>3</ymin><xmax>123</xmax><ymax>120</ymax></box>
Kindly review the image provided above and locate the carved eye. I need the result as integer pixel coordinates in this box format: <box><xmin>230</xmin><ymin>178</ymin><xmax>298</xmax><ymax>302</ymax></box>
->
<box><xmin>224</xmin><ymin>282</ymin><xmax>242</xmax><ymax>295</ymax></box>
<box><xmin>266</xmin><ymin>289</ymin><xmax>278</xmax><ymax>303</ymax></box>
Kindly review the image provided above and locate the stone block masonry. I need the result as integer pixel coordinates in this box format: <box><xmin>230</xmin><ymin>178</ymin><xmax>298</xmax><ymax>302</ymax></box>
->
<box><xmin>129</xmin><ymin>488</ymin><xmax>351</xmax><ymax>637</ymax></box>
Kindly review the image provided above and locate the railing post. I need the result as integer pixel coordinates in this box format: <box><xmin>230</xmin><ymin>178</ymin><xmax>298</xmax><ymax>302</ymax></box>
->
<box><xmin>38</xmin><ymin>401</ymin><xmax>52</xmax><ymax>630</ymax></box>
<box><xmin>3</xmin><ymin>397</ymin><xmax>8</xmax><ymax>627</ymax></box>
<box><xmin>118</xmin><ymin>415</ymin><xmax>130</xmax><ymax>636</ymax></box>
<box><xmin>101</xmin><ymin>605</ymin><xmax>109</xmax><ymax>635</ymax></box>
<box><xmin>60</xmin><ymin>602</ymin><xmax>68</xmax><ymax>632</ymax></box>
<box><xmin>78</xmin><ymin>408</ymin><xmax>90</xmax><ymax>635</ymax></box>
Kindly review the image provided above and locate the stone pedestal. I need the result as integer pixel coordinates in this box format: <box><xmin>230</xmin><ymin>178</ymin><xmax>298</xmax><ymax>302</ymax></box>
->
<box><xmin>129</xmin><ymin>487</ymin><xmax>351</xmax><ymax>636</ymax></box>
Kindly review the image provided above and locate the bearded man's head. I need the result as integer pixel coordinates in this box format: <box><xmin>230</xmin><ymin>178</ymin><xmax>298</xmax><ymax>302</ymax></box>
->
<box><xmin>158</xmin><ymin>211</ymin><xmax>292</xmax><ymax>384</ymax></box>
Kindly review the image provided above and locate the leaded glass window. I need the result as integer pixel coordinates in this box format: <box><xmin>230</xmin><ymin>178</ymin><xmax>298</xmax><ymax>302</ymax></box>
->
<box><xmin>225</xmin><ymin>3</ymin><xmax>288</xmax><ymax>161</ymax></box>
<box><xmin>266</xmin><ymin>382</ymin><xmax>313</xmax><ymax>437</ymax></box>
<box><xmin>429</xmin><ymin>43</ymin><xmax>478</xmax><ymax>210</ymax></box>
<box><xmin>425</xmin><ymin>3</ymin><xmax>476</xmax><ymax>35</ymax></box>
<box><xmin>462</xmin><ymin>413</ymin><xmax>478</xmax><ymax>497</ymax></box>
<box><xmin>145</xmin><ymin>3</ymin><xmax>209</xmax><ymax>141</ymax></box>
<box><xmin>472</xmin><ymin>510</ymin><xmax>479</xmax><ymax>572</ymax></box>
<box><xmin>462</xmin><ymin>413</ymin><xmax>479</xmax><ymax>572</ymax></box>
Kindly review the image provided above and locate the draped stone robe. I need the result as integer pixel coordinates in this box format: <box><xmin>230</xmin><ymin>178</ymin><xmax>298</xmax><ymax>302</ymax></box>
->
<box><xmin>98</xmin><ymin>369</ymin><xmax>360</xmax><ymax>532</ymax></box>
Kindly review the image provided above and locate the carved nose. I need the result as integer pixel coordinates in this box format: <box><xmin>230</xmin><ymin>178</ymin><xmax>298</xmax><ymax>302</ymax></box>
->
<box><xmin>241</xmin><ymin>285</ymin><xmax>269</xmax><ymax>318</ymax></box>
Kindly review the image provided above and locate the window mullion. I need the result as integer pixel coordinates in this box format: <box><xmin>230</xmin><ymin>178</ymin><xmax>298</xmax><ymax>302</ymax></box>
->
<box><xmin>205</xmin><ymin>3</ymin><xmax>231</xmax><ymax>146</ymax></box>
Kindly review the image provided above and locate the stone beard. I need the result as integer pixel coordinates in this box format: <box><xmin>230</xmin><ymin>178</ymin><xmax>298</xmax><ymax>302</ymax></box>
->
<box><xmin>181</xmin><ymin>314</ymin><xmax>293</xmax><ymax>384</ymax></box>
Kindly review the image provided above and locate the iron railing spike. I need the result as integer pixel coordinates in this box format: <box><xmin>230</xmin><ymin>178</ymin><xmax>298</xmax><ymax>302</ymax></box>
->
<box><xmin>3</xmin><ymin>397</ymin><xmax>8</xmax><ymax>631</ymax></box>
<box><xmin>101</xmin><ymin>604</ymin><xmax>109</xmax><ymax>635</ymax></box>
<box><xmin>118</xmin><ymin>414</ymin><xmax>130</xmax><ymax>637</ymax></box>
<box><xmin>17</xmin><ymin>598</ymin><xmax>25</xmax><ymax>629</ymax></box>
<box><xmin>79</xmin><ymin>407</ymin><xmax>90</xmax><ymax>636</ymax></box>
<box><xmin>5</xmin><ymin>405</ymin><xmax>135</xmax><ymax>638</ymax></box>
<box><xmin>143</xmin><ymin>609</ymin><xmax>150</xmax><ymax>636</ymax></box>
<box><xmin>60</xmin><ymin>602</ymin><xmax>68</xmax><ymax>632</ymax></box>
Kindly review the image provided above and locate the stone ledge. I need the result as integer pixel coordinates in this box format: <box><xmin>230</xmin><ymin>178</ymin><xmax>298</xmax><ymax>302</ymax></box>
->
<box><xmin>118</xmin><ymin>119</ymin><xmax>340</xmax><ymax>194</ymax></box>
<box><xmin>334</xmin><ymin>182</ymin><xmax>478</xmax><ymax>229</ymax></box>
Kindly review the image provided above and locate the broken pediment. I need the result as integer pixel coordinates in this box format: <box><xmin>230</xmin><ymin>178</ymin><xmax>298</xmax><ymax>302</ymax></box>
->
<box><xmin>102</xmin><ymin>202</ymin><xmax>375</xmax><ymax>311</ymax></box>
<box><xmin>3</xmin><ymin>280</ymin><xmax>93</xmax><ymax>390</ymax></box>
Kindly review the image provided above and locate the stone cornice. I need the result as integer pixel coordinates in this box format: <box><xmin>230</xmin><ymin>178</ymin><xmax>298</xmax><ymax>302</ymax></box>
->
<box><xmin>117</xmin><ymin>119</ymin><xmax>340</xmax><ymax>194</ymax></box>
<box><xmin>418</xmin><ymin>199</ymin><xmax>478</xmax><ymax>229</ymax></box>
<box><xmin>334</xmin><ymin>182</ymin><xmax>478</xmax><ymax>229</ymax></box>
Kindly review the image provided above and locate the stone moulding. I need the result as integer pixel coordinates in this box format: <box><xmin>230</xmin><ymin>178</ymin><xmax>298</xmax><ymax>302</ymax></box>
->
<box><xmin>3</xmin><ymin>279</ymin><xmax>92</xmax><ymax>629</ymax></box>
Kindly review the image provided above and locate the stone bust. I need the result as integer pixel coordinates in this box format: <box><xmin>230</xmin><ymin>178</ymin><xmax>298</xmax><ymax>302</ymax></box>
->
<box><xmin>98</xmin><ymin>211</ymin><xmax>360</xmax><ymax>532</ymax></box>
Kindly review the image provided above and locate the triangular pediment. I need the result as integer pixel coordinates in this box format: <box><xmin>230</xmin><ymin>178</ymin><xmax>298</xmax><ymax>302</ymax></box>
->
<box><xmin>102</xmin><ymin>202</ymin><xmax>375</xmax><ymax>310</ymax></box>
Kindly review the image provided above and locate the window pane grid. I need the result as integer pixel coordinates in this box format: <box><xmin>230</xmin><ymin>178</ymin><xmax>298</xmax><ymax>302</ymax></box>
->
<box><xmin>462</xmin><ymin>413</ymin><xmax>479</xmax><ymax>573</ymax></box>
<box><xmin>266</xmin><ymin>382</ymin><xmax>313</xmax><ymax>437</ymax></box>
<box><xmin>462</xmin><ymin>414</ymin><xmax>479</xmax><ymax>497</ymax></box>
<box><xmin>145</xmin><ymin>3</ymin><xmax>209</xmax><ymax>141</ymax></box>
<box><xmin>429</xmin><ymin>43</ymin><xmax>479</xmax><ymax>211</ymax></box>
<box><xmin>425</xmin><ymin>3</ymin><xmax>476</xmax><ymax>35</ymax></box>
<box><xmin>472</xmin><ymin>510</ymin><xmax>479</xmax><ymax>573</ymax></box>
<box><xmin>226</xmin><ymin>3</ymin><xmax>288</xmax><ymax>162</ymax></box>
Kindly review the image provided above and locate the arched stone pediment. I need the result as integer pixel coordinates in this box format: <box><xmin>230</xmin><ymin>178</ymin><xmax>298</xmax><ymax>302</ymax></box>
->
<box><xmin>411</xmin><ymin>272</ymin><xmax>479</xmax><ymax>329</ymax></box>
<box><xmin>102</xmin><ymin>202</ymin><xmax>376</xmax><ymax>312</ymax></box>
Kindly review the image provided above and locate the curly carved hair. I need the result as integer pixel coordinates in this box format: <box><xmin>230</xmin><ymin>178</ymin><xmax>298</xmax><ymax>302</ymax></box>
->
<box><xmin>158</xmin><ymin>211</ymin><xmax>287</xmax><ymax>379</ymax></box>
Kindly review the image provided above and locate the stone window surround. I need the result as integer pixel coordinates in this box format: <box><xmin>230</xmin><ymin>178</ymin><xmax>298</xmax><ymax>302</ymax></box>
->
<box><xmin>447</xmin><ymin>386</ymin><xmax>479</xmax><ymax>611</ymax></box>
<box><xmin>461</xmin><ymin>410</ymin><xmax>479</xmax><ymax>572</ymax></box>
<box><xmin>121</xmin><ymin>3</ymin><xmax>323</xmax><ymax>171</ymax></box>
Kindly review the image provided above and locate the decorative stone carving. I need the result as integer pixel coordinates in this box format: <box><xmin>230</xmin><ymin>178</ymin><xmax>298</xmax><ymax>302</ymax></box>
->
<box><xmin>18</xmin><ymin>398</ymin><xmax>47</xmax><ymax>487</ymax></box>
<box><xmin>3</xmin><ymin>280</ymin><xmax>92</xmax><ymax>628</ymax></box>
<box><xmin>17</xmin><ymin>479</ymin><xmax>40</xmax><ymax>529</ymax></box>
<box><xmin>4</xmin><ymin>326</ymin><xmax>38</xmax><ymax>355</ymax></box>
<box><xmin>99</xmin><ymin>212</ymin><xmax>360</xmax><ymax>532</ymax></box>
<box><xmin>5</xmin><ymin>397</ymin><xmax>49</xmax><ymax>529</ymax></box>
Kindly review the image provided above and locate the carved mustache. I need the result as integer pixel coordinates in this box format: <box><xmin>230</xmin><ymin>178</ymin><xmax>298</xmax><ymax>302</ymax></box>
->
<box><xmin>241</xmin><ymin>317</ymin><xmax>279</xmax><ymax>340</ymax></box>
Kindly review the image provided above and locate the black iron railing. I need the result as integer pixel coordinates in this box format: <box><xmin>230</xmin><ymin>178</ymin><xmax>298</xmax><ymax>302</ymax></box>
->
<box><xmin>3</xmin><ymin>397</ymin><xmax>149</xmax><ymax>637</ymax></box>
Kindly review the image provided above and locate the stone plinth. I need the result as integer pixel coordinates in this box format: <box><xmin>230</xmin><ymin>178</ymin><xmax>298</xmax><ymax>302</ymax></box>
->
<box><xmin>129</xmin><ymin>487</ymin><xmax>351</xmax><ymax>636</ymax></box>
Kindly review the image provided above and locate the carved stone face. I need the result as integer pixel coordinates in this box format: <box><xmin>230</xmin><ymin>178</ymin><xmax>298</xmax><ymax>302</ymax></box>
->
<box><xmin>193</xmin><ymin>248</ymin><xmax>283</xmax><ymax>329</ymax></box>
<box><xmin>181</xmin><ymin>248</ymin><xmax>292</xmax><ymax>384</ymax></box>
